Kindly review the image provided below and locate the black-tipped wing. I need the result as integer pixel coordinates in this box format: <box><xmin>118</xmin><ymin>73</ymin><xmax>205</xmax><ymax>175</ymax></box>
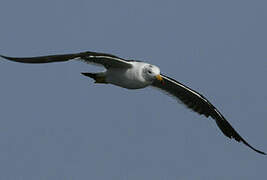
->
<box><xmin>152</xmin><ymin>74</ymin><xmax>265</xmax><ymax>155</ymax></box>
<box><xmin>0</xmin><ymin>51</ymin><xmax>132</xmax><ymax>69</ymax></box>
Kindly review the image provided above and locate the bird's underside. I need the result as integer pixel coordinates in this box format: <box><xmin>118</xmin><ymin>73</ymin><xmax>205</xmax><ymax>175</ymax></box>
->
<box><xmin>0</xmin><ymin>51</ymin><xmax>265</xmax><ymax>155</ymax></box>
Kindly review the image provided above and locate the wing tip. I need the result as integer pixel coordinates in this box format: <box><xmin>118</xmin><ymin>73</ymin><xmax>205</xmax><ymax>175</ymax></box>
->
<box><xmin>241</xmin><ymin>140</ymin><xmax>266</xmax><ymax>155</ymax></box>
<box><xmin>248</xmin><ymin>146</ymin><xmax>266</xmax><ymax>155</ymax></box>
<box><xmin>0</xmin><ymin>54</ymin><xmax>19</xmax><ymax>61</ymax></box>
<box><xmin>0</xmin><ymin>54</ymin><xmax>8</xmax><ymax>59</ymax></box>
<box><xmin>231</xmin><ymin>133</ymin><xmax>266</xmax><ymax>155</ymax></box>
<box><xmin>255</xmin><ymin>150</ymin><xmax>266</xmax><ymax>155</ymax></box>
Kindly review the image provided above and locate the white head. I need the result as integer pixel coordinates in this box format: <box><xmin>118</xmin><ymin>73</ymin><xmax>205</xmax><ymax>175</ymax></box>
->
<box><xmin>142</xmin><ymin>64</ymin><xmax>163</xmax><ymax>84</ymax></box>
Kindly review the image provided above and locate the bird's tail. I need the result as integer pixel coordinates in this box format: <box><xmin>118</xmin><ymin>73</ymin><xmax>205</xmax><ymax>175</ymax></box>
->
<box><xmin>81</xmin><ymin>72</ymin><xmax>107</xmax><ymax>84</ymax></box>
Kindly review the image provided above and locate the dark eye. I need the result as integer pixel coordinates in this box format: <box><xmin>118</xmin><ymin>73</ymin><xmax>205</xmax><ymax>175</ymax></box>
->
<box><xmin>148</xmin><ymin>70</ymin><xmax>152</xmax><ymax>74</ymax></box>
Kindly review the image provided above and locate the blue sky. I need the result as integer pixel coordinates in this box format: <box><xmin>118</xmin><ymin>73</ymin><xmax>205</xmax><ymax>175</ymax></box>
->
<box><xmin>0</xmin><ymin>0</ymin><xmax>266</xmax><ymax>179</ymax></box>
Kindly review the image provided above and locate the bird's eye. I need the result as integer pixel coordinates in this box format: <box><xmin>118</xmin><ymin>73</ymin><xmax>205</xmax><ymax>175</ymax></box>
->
<box><xmin>148</xmin><ymin>70</ymin><xmax>152</xmax><ymax>74</ymax></box>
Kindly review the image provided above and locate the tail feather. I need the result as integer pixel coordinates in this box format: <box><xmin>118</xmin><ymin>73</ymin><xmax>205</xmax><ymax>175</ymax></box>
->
<box><xmin>81</xmin><ymin>72</ymin><xmax>97</xmax><ymax>79</ymax></box>
<box><xmin>81</xmin><ymin>72</ymin><xmax>107</xmax><ymax>84</ymax></box>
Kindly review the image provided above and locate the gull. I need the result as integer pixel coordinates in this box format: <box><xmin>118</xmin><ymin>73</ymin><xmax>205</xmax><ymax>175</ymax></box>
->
<box><xmin>0</xmin><ymin>51</ymin><xmax>265</xmax><ymax>155</ymax></box>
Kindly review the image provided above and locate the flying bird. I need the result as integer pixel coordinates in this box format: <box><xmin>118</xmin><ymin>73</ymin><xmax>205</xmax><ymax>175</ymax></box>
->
<box><xmin>0</xmin><ymin>51</ymin><xmax>265</xmax><ymax>155</ymax></box>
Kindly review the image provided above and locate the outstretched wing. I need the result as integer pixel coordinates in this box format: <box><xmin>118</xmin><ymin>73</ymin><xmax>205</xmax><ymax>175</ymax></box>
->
<box><xmin>0</xmin><ymin>51</ymin><xmax>132</xmax><ymax>69</ymax></box>
<box><xmin>152</xmin><ymin>74</ymin><xmax>265</xmax><ymax>155</ymax></box>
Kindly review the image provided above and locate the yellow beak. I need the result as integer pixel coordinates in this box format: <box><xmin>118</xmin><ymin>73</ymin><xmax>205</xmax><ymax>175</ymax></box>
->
<box><xmin>156</xmin><ymin>74</ymin><xmax>164</xmax><ymax>84</ymax></box>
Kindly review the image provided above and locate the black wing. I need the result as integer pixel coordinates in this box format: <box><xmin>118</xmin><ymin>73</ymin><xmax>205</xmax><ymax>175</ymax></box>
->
<box><xmin>152</xmin><ymin>74</ymin><xmax>265</xmax><ymax>155</ymax></box>
<box><xmin>0</xmin><ymin>51</ymin><xmax>132</xmax><ymax>69</ymax></box>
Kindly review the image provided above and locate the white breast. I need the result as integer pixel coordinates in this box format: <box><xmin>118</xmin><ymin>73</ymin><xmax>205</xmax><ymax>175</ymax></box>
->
<box><xmin>105</xmin><ymin>62</ymin><xmax>151</xmax><ymax>89</ymax></box>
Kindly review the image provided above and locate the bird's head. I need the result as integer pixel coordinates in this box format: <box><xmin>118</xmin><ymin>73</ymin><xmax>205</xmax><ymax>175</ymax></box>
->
<box><xmin>142</xmin><ymin>64</ymin><xmax>164</xmax><ymax>84</ymax></box>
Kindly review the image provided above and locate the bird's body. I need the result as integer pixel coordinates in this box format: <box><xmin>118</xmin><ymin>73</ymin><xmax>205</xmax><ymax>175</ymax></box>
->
<box><xmin>0</xmin><ymin>51</ymin><xmax>265</xmax><ymax>155</ymax></box>
<box><xmin>106</xmin><ymin>62</ymin><xmax>148</xmax><ymax>89</ymax></box>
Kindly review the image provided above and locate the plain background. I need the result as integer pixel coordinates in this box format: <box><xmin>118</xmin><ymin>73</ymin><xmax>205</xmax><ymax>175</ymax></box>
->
<box><xmin>0</xmin><ymin>0</ymin><xmax>266</xmax><ymax>179</ymax></box>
